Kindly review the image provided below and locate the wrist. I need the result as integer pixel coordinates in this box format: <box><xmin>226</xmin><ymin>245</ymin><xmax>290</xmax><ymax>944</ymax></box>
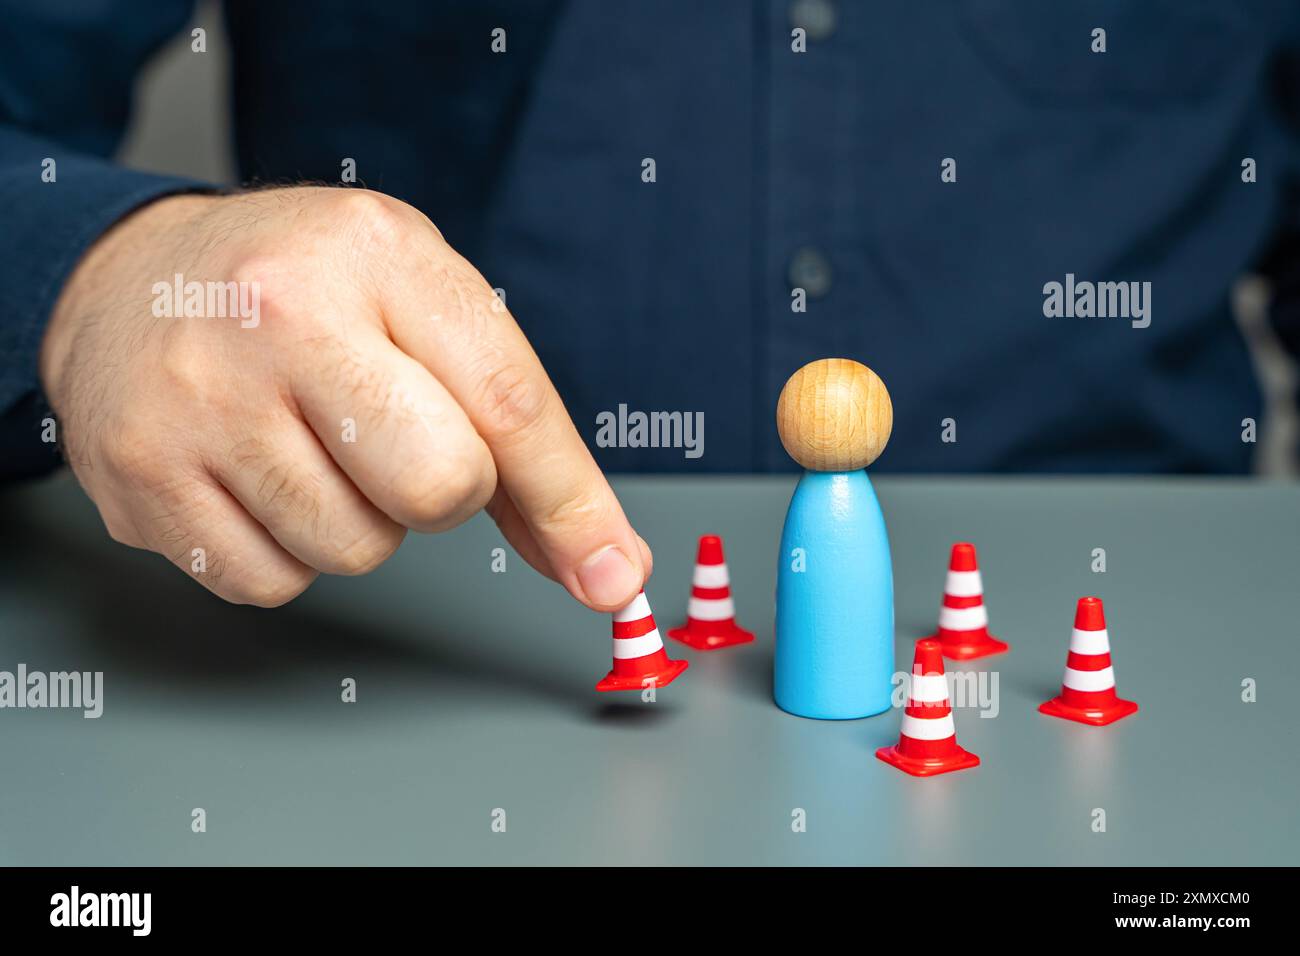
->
<box><xmin>39</xmin><ymin>193</ymin><xmax>220</xmax><ymax>407</ymax></box>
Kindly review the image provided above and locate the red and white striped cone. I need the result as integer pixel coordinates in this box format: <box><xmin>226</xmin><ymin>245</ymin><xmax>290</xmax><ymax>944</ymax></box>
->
<box><xmin>597</xmin><ymin>589</ymin><xmax>689</xmax><ymax>692</ymax></box>
<box><xmin>927</xmin><ymin>542</ymin><xmax>1009</xmax><ymax>660</ymax></box>
<box><xmin>668</xmin><ymin>534</ymin><xmax>754</xmax><ymax>650</ymax></box>
<box><xmin>1039</xmin><ymin>597</ymin><xmax>1138</xmax><ymax>726</ymax></box>
<box><xmin>876</xmin><ymin>638</ymin><xmax>979</xmax><ymax>777</ymax></box>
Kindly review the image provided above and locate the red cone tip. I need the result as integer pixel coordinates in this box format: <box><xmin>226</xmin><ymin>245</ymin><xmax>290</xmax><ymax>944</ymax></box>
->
<box><xmin>912</xmin><ymin>638</ymin><xmax>945</xmax><ymax>677</ymax></box>
<box><xmin>948</xmin><ymin>542</ymin><xmax>978</xmax><ymax>572</ymax></box>
<box><xmin>1074</xmin><ymin>596</ymin><xmax>1106</xmax><ymax>631</ymax></box>
<box><xmin>696</xmin><ymin>534</ymin><xmax>725</xmax><ymax>565</ymax></box>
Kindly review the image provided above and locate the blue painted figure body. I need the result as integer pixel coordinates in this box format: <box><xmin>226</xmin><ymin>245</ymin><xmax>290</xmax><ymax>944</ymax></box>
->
<box><xmin>775</xmin><ymin>470</ymin><xmax>895</xmax><ymax>719</ymax></box>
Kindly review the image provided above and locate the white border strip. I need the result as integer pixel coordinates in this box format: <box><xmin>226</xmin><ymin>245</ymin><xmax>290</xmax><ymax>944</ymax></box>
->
<box><xmin>939</xmin><ymin>604</ymin><xmax>988</xmax><ymax>631</ymax></box>
<box><xmin>692</xmin><ymin>564</ymin><xmax>729</xmax><ymax>588</ymax></box>
<box><xmin>613</xmin><ymin>629</ymin><xmax>664</xmax><ymax>659</ymax></box>
<box><xmin>688</xmin><ymin>596</ymin><xmax>735</xmax><ymax>621</ymax></box>
<box><xmin>901</xmin><ymin>714</ymin><xmax>955</xmax><ymax>741</ymax></box>
<box><xmin>944</xmin><ymin>569</ymin><xmax>983</xmax><ymax>597</ymax></box>
<box><xmin>1069</xmin><ymin>628</ymin><xmax>1110</xmax><ymax>655</ymax></box>
<box><xmin>910</xmin><ymin>674</ymin><xmax>948</xmax><ymax>703</ymax></box>
<box><xmin>1063</xmin><ymin>665</ymin><xmax>1115</xmax><ymax>692</ymax></box>
<box><xmin>613</xmin><ymin>592</ymin><xmax>651</xmax><ymax>623</ymax></box>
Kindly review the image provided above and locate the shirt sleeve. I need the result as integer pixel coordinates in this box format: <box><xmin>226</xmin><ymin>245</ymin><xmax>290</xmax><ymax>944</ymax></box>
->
<box><xmin>0</xmin><ymin>0</ymin><xmax>208</xmax><ymax>480</ymax></box>
<box><xmin>1262</xmin><ymin>27</ymin><xmax>1300</xmax><ymax>362</ymax></box>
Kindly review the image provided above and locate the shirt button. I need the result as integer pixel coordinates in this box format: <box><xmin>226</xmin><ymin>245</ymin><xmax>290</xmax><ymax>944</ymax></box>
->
<box><xmin>788</xmin><ymin>247</ymin><xmax>833</xmax><ymax>298</ymax></box>
<box><xmin>789</xmin><ymin>0</ymin><xmax>837</xmax><ymax>41</ymax></box>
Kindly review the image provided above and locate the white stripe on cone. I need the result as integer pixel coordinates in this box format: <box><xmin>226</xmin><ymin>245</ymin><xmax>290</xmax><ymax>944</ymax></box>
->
<box><xmin>944</xmin><ymin>569</ymin><xmax>983</xmax><ymax>597</ymax></box>
<box><xmin>900</xmin><ymin>713</ymin><xmax>956</xmax><ymax>741</ymax></box>
<box><xmin>1063</xmin><ymin>666</ymin><xmax>1116</xmax><ymax>692</ymax></box>
<box><xmin>613</xmin><ymin>629</ymin><xmax>665</xmax><ymax>659</ymax></box>
<box><xmin>687</xmin><ymin>596</ymin><xmax>735</xmax><ymax>621</ymax></box>
<box><xmin>613</xmin><ymin>592</ymin><xmax>651</xmax><ymax>623</ymax></box>
<box><xmin>1069</xmin><ymin>628</ymin><xmax>1111</xmax><ymax>655</ymax></box>
<box><xmin>938</xmin><ymin>604</ymin><xmax>988</xmax><ymax>631</ymax></box>
<box><xmin>692</xmin><ymin>564</ymin><xmax>730</xmax><ymax>588</ymax></box>
<box><xmin>910</xmin><ymin>674</ymin><xmax>949</xmax><ymax>703</ymax></box>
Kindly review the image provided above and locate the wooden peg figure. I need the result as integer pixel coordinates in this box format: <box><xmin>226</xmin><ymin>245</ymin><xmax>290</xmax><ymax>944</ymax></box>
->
<box><xmin>774</xmin><ymin>359</ymin><xmax>895</xmax><ymax>719</ymax></box>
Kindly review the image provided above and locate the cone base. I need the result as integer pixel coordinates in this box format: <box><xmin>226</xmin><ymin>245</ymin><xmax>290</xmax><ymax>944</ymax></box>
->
<box><xmin>668</xmin><ymin>621</ymin><xmax>755</xmax><ymax>651</ymax></box>
<box><xmin>875</xmin><ymin>744</ymin><xmax>980</xmax><ymax>777</ymax></box>
<box><xmin>1038</xmin><ymin>695</ymin><xmax>1138</xmax><ymax>726</ymax></box>
<box><xmin>932</xmin><ymin>632</ymin><xmax>1009</xmax><ymax>660</ymax></box>
<box><xmin>596</xmin><ymin>658</ymin><xmax>689</xmax><ymax>692</ymax></box>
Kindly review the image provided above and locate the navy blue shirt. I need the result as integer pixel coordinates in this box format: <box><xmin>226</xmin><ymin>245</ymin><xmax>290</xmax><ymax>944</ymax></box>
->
<box><xmin>3</xmin><ymin>0</ymin><xmax>1300</xmax><ymax>478</ymax></box>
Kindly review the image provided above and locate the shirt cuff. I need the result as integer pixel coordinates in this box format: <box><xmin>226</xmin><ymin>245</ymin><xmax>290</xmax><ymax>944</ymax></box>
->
<box><xmin>0</xmin><ymin>135</ymin><xmax>212</xmax><ymax>480</ymax></box>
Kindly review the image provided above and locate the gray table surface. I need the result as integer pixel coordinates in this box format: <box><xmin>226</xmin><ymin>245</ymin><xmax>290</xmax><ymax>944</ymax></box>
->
<box><xmin>1</xmin><ymin>473</ymin><xmax>1296</xmax><ymax>866</ymax></box>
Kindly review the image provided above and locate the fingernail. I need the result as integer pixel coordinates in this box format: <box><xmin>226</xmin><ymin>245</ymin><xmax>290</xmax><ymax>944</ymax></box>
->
<box><xmin>577</xmin><ymin>546</ymin><xmax>641</xmax><ymax>608</ymax></box>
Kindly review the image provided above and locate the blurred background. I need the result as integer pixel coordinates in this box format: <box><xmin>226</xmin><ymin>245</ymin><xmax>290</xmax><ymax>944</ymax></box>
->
<box><xmin>112</xmin><ymin>2</ymin><xmax>1299</xmax><ymax>476</ymax></box>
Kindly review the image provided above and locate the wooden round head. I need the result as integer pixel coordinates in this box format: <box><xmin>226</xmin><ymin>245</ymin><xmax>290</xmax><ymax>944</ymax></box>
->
<box><xmin>776</xmin><ymin>358</ymin><xmax>893</xmax><ymax>471</ymax></box>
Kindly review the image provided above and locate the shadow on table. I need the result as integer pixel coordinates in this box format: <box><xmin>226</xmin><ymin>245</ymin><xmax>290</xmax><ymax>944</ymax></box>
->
<box><xmin>590</xmin><ymin>701</ymin><xmax>678</xmax><ymax>726</ymax></box>
<box><xmin>731</xmin><ymin>641</ymin><xmax>775</xmax><ymax>705</ymax></box>
<box><xmin>0</xmin><ymin>488</ymin><xmax>592</xmax><ymax>716</ymax></box>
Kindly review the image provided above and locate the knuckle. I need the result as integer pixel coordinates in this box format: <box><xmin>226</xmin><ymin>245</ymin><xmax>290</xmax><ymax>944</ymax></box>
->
<box><xmin>327</xmin><ymin>522</ymin><xmax>405</xmax><ymax>576</ymax></box>
<box><xmin>245</xmin><ymin>455</ymin><xmax>323</xmax><ymax>531</ymax></box>
<box><xmin>157</xmin><ymin>328</ymin><xmax>217</xmax><ymax>406</ymax></box>
<box><xmin>227</xmin><ymin>253</ymin><xmax>290</xmax><ymax>297</ymax></box>
<box><xmin>425</xmin><ymin>258</ymin><xmax>502</xmax><ymax>339</ymax></box>
<box><xmin>332</xmin><ymin>341</ymin><xmax>392</xmax><ymax>413</ymax></box>
<box><xmin>532</xmin><ymin>485</ymin><xmax>615</xmax><ymax>538</ymax></box>
<box><xmin>323</xmin><ymin>344</ymin><xmax>436</xmax><ymax>441</ymax></box>
<box><xmin>473</xmin><ymin>361</ymin><xmax>550</xmax><ymax>442</ymax></box>
<box><xmin>226</xmin><ymin>253</ymin><xmax>301</xmax><ymax>328</ymax></box>
<box><xmin>102</xmin><ymin>417</ymin><xmax>170</xmax><ymax>485</ymax></box>
<box><xmin>386</xmin><ymin>446</ymin><xmax>494</xmax><ymax>530</ymax></box>
<box><xmin>334</xmin><ymin>189</ymin><xmax>410</xmax><ymax>250</ymax></box>
<box><xmin>228</xmin><ymin>566</ymin><xmax>317</xmax><ymax>608</ymax></box>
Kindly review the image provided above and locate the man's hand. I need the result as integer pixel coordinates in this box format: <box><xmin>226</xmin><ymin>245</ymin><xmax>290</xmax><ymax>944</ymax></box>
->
<box><xmin>39</xmin><ymin>187</ymin><xmax>651</xmax><ymax>609</ymax></box>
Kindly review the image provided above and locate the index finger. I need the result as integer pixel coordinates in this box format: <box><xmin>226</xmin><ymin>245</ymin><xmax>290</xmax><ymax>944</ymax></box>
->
<box><xmin>380</xmin><ymin>228</ymin><xmax>649</xmax><ymax>612</ymax></box>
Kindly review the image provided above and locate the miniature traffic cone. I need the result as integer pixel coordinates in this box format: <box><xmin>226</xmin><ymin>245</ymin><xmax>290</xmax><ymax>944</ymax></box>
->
<box><xmin>928</xmin><ymin>542</ymin><xmax>1009</xmax><ymax>660</ymax></box>
<box><xmin>1039</xmin><ymin>597</ymin><xmax>1138</xmax><ymax>726</ymax></box>
<box><xmin>597</xmin><ymin>589</ymin><xmax>689</xmax><ymax>692</ymax></box>
<box><xmin>876</xmin><ymin>638</ymin><xmax>980</xmax><ymax>777</ymax></box>
<box><xmin>668</xmin><ymin>534</ymin><xmax>755</xmax><ymax>650</ymax></box>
